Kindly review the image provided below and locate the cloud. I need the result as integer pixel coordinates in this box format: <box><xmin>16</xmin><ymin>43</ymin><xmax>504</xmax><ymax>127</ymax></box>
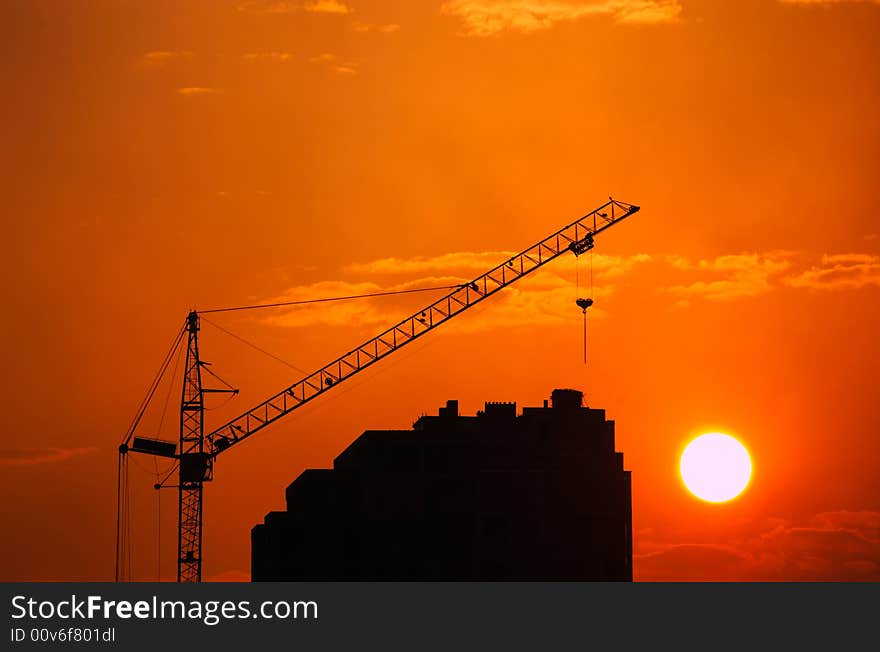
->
<box><xmin>440</xmin><ymin>0</ymin><xmax>682</xmax><ymax>36</ymax></box>
<box><xmin>309</xmin><ymin>53</ymin><xmax>358</xmax><ymax>74</ymax></box>
<box><xmin>237</xmin><ymin>0</ymin><xmax>297</xmax><ymax>12</ymax></box>
<box><xmin>667</xmin><ymin>251</ymin><xmax>880</xmax><ymax>302</ymax></box>
<box><xmin>346</xmin><ymin>250</ymin><xmax>649</xmax><ymax>277</ymax></box>
<box><xmin>264</xmin><ymin>276</ymin><xmax>592</xmax><ymax>331</ymax></box>
<box><xmin>782</xmin><ymin>253</ymin><xmax>880</xmax><ymax>290</ymax></box>
<box><xmin>237</xmin><ymin>0</ymin><xmax>351</xmax><ymax>13</ymax></box>
<box><xmin>352</xmin><ymin>22</ymin><xmax>401</xmax><ymax>33</ymax></box>
<box><xmin>346</xmin><ymin>251</ymin><xmax>517</xmax><ymax>275</ymax></box>
<box><xmin>303</xmin><ymin>0</ymin><xmax>351</xmax><ymax>12</ymax></box>
<box><xmin>262</xmin><ymin>248</ymin><xmax>879</xmax><ymax>328</ymax></box>
<box><xmin>636</xmin><ymin>543</ymin><xmax>747</xmax><ymax>581</ymax></box>
<box><xmin>139</xmin><ymin>51</ymin><xmax>192</xmax><ymax>68</ymax></box>
<box><xmin>177</xmin><ymin>87</ymin><xmax>222</xmax><ymax>96</ymax></box>
<box><xmin>636</xmin><ymin>510</ymin><xmax>880</xmax><ymax>581</ymax></box>
<box><xmin>260</xmin><ymin>247</ymin><xmax>880</xmax><ymax>330</ymax></box>
<box><xmin>263</xmin><ymin>280</ymin><xmax>417</xmax><ymax>329</ymax></box>
<box><xmin>665</xmin><ymin>253</ymin><xmax>793</xmax><ymax>301</ymax></box>
<box><xmin>778</xmin><ymin>0</ymin><xmax>880</xmax><ymax>6</ymax></box>
<box><xmin>242</xmin><ymin>51</ymin><xmax>293</xmax><ymax>62</ymax></box>
<box><xmin>0</xmin><ymin>447</ymin><xmax>97</xmax><ymax>468</ymax></box>
<box><xmin>263</xmin><ymin>251</ymin><xmax>650</xmax><ymax>331</ymax></box>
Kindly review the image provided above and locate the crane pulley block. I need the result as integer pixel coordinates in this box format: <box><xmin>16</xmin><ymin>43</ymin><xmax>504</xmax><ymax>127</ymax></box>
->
<box><xmin>568</xmin><ymin>234</ymin><xmax>595</xmax><ymax>256</ymax></box>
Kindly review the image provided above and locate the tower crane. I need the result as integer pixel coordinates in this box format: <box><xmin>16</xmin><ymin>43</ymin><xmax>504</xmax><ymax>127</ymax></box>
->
<box><xmin>116</xmin><ymin>198</ymin><xmax>640</xmax><ymax>582</ymax></box>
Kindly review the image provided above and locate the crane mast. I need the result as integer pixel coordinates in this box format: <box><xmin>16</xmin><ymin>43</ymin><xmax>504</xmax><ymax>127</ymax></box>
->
<box><xmin>177</xmin><ymin>312</ymin><xmax>208</xmax><ymax>583</ymax></box>
<box><xmin>121</xmin><ymin>198</ymin><xmax>639</xmax><ymax>582</ymax></box>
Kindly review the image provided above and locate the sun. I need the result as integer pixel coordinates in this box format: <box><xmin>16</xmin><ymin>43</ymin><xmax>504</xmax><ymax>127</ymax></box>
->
<box><xmin>680</xmin><ymin>433</ymin><xmax>752</xmax><ymax>503</ymax></box>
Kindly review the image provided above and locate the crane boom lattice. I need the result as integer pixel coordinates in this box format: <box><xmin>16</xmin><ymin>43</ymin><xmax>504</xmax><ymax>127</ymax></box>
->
<box><xmin>119</xmin><ymin>197</ymin><xmax>640</xmax><ymax>582</ymax></box>
<box><xmin>207</xmin><ymin>199</ymin><xmax>639</xmax><ymax>458</ymax></box>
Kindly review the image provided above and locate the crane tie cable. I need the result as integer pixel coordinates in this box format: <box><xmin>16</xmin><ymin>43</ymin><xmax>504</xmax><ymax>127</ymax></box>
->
<box><xmin>198</xmin><ymin>284</ymin><xmax>464</xmax><ymax>314</ymax></box>
<box><xmin>120</xmin><ymin>323</ymin><xmax>186</xmax><ymax>448</ymax></box>
<box><xmin>201</xmin><ymin>315</ymin><xmax>308</xmax><ymax>374</ymax></box>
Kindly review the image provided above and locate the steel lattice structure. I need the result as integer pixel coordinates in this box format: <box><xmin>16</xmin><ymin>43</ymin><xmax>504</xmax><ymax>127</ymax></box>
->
<box><xmin>123</xmin><ymin>197</ymin><xmax>640</xmax><ymax>582</ymax></box>
<box><xmin>177</xmin><ymin>312</ymin><xmax>207</xmax><ymax>583</ymax></box>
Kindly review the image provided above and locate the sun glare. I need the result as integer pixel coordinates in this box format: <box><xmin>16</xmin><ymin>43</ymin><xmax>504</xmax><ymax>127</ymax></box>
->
<box><xmin>680</xmin><ymin>433</ymin><xmax>752</xmax><ymax>503</ymax></box>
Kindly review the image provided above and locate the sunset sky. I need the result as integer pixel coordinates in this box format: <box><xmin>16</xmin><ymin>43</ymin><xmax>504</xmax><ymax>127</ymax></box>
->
<box><xmin>2</xmin><ymin>0</ymin><xmax>879</xmax><ymax>582</ymax></box>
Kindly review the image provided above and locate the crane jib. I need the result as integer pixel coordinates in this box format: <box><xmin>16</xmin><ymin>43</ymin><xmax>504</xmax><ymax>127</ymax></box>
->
<box><xmin>118</xmin><ymin>197</ymin><xmax>640</xmax><ymax>583</ymax></box>
<box><xmin>206</xmin><ymin>199</ymin><xmax>639</xmax><ymax>458</ymax></box>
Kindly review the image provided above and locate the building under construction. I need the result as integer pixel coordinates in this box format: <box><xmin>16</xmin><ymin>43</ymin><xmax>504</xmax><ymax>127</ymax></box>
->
<box><xmin>252</xmin><ymin>389</ymin><xmax>632</xmax><ymax>581</ymax></box>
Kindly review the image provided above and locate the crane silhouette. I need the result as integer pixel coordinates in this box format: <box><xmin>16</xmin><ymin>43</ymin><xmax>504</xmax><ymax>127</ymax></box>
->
<box><xmin>116</xmin><ymin>198</ymin><xmax>640</xmax><ymax>582</ymax></box>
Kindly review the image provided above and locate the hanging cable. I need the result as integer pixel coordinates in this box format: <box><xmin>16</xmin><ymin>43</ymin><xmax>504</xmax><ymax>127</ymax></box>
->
<box><xmin>575</xmin><ymin>252</ymin><xmax>594</xmax><ymax>365</ymax></box>
<box><xmin>156</xmin><ymin>486</ymin><xmax>161</xmax><ymax>582</ymax></box>
<box><xmin>587</xmin><ymin>250</ymin><xmax>594</xmax><ymax>364</ymax></box>
<box><xmin>200</xmin><ymin>362</ymin><xmax>237</xmax><ymax>392</ymax></box>
<box><xmin>199</xmin><ymin>284</ymin><xmax>463</xmax><ymax>314</ymax></box>
<box><xmin>583</xmin><ymin>310</ymin><xmax>588</xmax><ymax>365</ymax></box>
<box><xmin>127</xmin><ymin>449</ymin><xmax>169</xmax><ymax>475</ymax></box>
<box><xmin>115</xmin><ymin>452</ymin><xmax>124</xmax><ymax>581</ymax></box>
<box><xmin>201</xmin><ymin>316</ymin><xmax>309</xmax><ymax>375</ymax></box>
<box><xmin>204</xmin><ymin>393</ymin><xmax>238</xmax><ymax>412</ymax></box>
<box><xmin>127</xmin><ymin>461</ymin><xmax>132</xmax><ymax>580</ymax></box>
<box><xmin>126</xmin><ymin>460</ymin><xmax>132</xmax><ymax>581</ymax></box>
<box><xmin>157</xmin><ymin>334</ymin><xmax>185</xmax><ymax>439</ymax></box>
<box><xmin>151</xmin><ymin>452</ymin><xmax>160</xmax><ymax>580</ymax></box>
<box><xmin>122</xmin><ymin>450</ymin><xmax>169</xmax><ymax>574</ymax></box>
<box><xmin>152</xmin><ymin>337</ymin><xmax>182</xmax><ymax>579</ymax></box>
<box><xmin>156</xmin><ymin>461</ymin><xmax>180</xmax><ymax>489</ymax></box>
<box><xmin>115</xmin><ymin>450</ymin><xmax>132</xmax><ymax>582</ymax></box>
<box><xmin>120</xmin><ymin>323</ymin><xmax>186</xmax><ymax>448</ymax></box>
<box><xmin>590</xmin><ymin>249</ymin><xmax>594</xmax><ymax>298</ymax></box>
<box><xmin>117</xmin><ymin>323</ymin><xmax>185</xmax><ymax>582</ymax></box>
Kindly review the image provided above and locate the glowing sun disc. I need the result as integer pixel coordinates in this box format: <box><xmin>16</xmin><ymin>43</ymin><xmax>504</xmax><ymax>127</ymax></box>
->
<box><xmin>680</xmin><ymin>433</ymin><xmax>752</xmax><ymax>503</ymax></box>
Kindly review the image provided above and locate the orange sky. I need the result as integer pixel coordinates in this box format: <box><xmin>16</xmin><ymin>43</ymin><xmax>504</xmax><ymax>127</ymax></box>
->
<box><xmin>2</xmin><ymin>0</ymin><xmax>879</xmax><ymax>581</ymax></box>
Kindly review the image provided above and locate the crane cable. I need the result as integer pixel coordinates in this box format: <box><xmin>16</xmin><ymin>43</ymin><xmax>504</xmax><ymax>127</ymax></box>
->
<box><xmin>116</xmin><ymin>322</ymin><xmax>186</xmax><ymax>582</ymax></box>
<box><xmin>201</xmin><ymin>367</ymin><xmax>239</xmax><ymax>412</ymax></box>
<box><xmin>115</xmin><ymin>452</ymin><xmax>134</xmax><ymax>582</ymax></box>
<box><xmin>197</xmin><ymin>282</ymin><xmax>468</xmax><ymax>408</ymax></box>
<box><xmin>121</xmin><ymin>282</ymin><xmax>470</xmax><ymax>571</ymax></box>
<box><xmin>153</xmin><ymin>339</ymin><xmax>184</xmax><ymax>582</ymax></box>
<box><xmin>157</xmin><ymin>337</ymin><xmax>186</xmax><ymax>440</ymax></box>
<box><xmin>575</xmin><ymin>252</ymin><xmax>594</xmax><ymax>365</ymax></box>
<box><xmin>120</xmin><ymin>323</ymin><xmax>187</xmax><ymax>448</ymax></box>
<box><xmin>157</xmin><ymin>487</ymin><xmax>161</xmax><ymax>582</ymax></box>
<box><xmin>198</xmin><ymin>284</ymin><xmax>464</xmax><ymax>314</ymax></box>
<box><xmin>156</xmin><ymin>461</ymin><xmax>180</xmax><ymax>490</ymax></box>
<box><xmin>585</xmin><ymin>250</ymin><xmax>593</xmax><ymax>364</ymax></box>
<box><xmin>192</xmin><ymin>284</ymin><xmax>468</xmax><ymax>456</ymax></box>
<box><xmin>202</xmin><ymin>317</ymin><xmax>307</xmax><ymax>374</ymax></box>
<box><xmin>115</xmin><ymin>452</ymin><xmax>126</xmax><ymax>581</ymax></box>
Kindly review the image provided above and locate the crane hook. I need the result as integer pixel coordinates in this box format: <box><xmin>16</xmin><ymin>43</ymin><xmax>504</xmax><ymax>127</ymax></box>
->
<box><xmin>576</xmin><ymin>297</ymin><xmax>593</xmax><ymax>313</ymax></box>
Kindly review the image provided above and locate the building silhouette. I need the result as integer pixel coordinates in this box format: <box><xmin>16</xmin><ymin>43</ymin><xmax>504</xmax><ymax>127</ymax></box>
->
<box><xmin>252</xmin><ymin>389</ymin><xmax>632</xmax><ymax>580</ymax></box>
